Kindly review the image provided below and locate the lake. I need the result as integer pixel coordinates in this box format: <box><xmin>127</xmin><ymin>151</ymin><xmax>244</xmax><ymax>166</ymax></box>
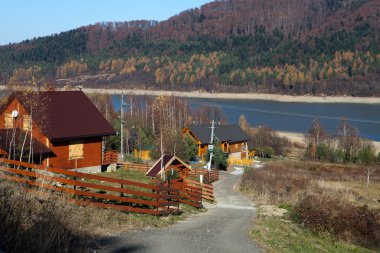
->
<box><xmin>112</xmin><ymin>95</ymin><xmax>380</xmax><ymax>141</ymax></box>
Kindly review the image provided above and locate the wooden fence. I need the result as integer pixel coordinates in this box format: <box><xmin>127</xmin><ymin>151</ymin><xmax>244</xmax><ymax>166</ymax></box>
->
<box><xmin>189</xmin><ymin>169</ymin><xmax>219</xmax><ymax>184</ymax></box>
<box><xmin>122</xmin><ymin>163</ymin><xmax>219</xmax><ymax>185</ymax></box>
<box><xmin>186</xmin><ymin>179</ymin><xmax>214</xmax><ymax>202</ymax></box>
<box><xmin>167</xmin><ymin>179</ymin><xmax>202</xmax><ymax>208</ymax></box>
<box><xmin>102</xmin><ymin>150</ymin><xmax>118</xmax><ymax>165</ymax></box>
<box><xmin>0</xmin><ymin>158</ymin><xmax>180</xmax><ymax>216</ymax></box>
<box><xmin>120</xmin><ymin>162</ymin><xmax>151</xmax><ymax>173</ymax></box>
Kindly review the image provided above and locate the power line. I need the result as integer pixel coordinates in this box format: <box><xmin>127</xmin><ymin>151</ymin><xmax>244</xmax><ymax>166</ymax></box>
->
<box><xmin>191</xmin><ymin>101</ymin><xmax>380</xmax><ymax>125</ymax></box>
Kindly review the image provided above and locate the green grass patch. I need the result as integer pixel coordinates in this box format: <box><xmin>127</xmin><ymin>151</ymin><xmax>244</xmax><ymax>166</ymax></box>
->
<box><xmin>250</xmin><ymin>214</ymin><xmax>376</xmax><ymax>253</ymax></box>
<box><xmin>277</xmin><ymin>203</ymin><xmax>293</xmax><ymax>212</ymax></box>
<box><xmin>98</xmin><ymin>169</ymin><xmax>151</xmax><ymax>184</ymax></box>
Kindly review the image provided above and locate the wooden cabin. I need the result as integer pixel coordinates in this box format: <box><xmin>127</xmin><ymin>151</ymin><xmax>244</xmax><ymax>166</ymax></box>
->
<box><xmin>182</xmin><ymin>124</ymin><xmax>250</xmax><ymax>161</ymax></box>
<box><xmin>0</xmin><ymin>90</ymin><xmax>116</xmax><ymax>172</ymax></box>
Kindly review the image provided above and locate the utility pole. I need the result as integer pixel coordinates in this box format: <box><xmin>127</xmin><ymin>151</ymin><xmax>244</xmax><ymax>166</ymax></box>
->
<box><xmin>120</xmin><ymin>93</ymin><xmax>129</xmax><ymax>161</ymax></box>
<box><xmin>207</xmin><ymin>120</ymin><xmax>215</xmax><ymax>171</ymax></box>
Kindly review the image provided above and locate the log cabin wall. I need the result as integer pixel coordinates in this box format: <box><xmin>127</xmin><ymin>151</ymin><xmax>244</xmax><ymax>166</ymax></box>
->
<box><xmin>0</xmin><ymin>98</ymin><xmax>47</xmax><ymax>145</ymax></box>
<box><xmin>48</xmin><ymin>137</ymin><xmax>102</xmax><ymax>170</ymax></box>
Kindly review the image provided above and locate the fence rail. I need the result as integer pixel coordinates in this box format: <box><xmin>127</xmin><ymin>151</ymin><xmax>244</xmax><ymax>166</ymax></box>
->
<box><xmin>186</xmin><ymin>179</ymin><xmax>214</xmax><ymax>202</ymax></box>
<box><xmin>171</xmin><ymin>180</ymin><xmax>202</xmax><ymax>208</ymax></box>
<box><xmin>120</xmin><ymin>162</ymin><xmax>151</xmax><ymax>173</ymax></box>
<box><xmin>103</xmin><ymin>150</ymin><xmax>118</xmax><ymax>165</ymax></box>
<box><xmin>0</xmin><ymin>158</ymin><xmax>179</xmax><ymax>216</ymax></box>
<box><xmin>188</xmin><ymin>169</ymin><xmax>219</xmax><ymax>184</ymax></box>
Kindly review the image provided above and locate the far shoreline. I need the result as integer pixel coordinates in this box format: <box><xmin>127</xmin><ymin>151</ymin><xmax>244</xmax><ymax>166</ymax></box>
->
<box><xmin>81</xmin><ymin>88</ymin><xmax>380</xmax><ymax>104</ymax></box>
<box><xmin>277</xmin><ymin>131</ymin><xmax>380</xmax><ymax>153</ymax></box>
<box><xmin>1</xmin><ymin>85</ymin><xmax>380</xmax><ymax>104</ymax></box>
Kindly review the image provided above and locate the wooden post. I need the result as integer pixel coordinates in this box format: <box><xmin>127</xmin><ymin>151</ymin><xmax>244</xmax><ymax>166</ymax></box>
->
<box><xmin>120</xmin><ymin>183</ymin><xmax>124</xmax><ymax>197</ymax></box>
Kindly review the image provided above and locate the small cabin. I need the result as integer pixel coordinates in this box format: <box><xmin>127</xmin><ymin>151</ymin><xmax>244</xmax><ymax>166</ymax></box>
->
<box><xmin>0</xmin><ymin>90</ymin><xmax>116</xmax><ymax>172</ymax></box>
<box><xmin>182</xmin><ymin>124</ymin><xmax>250</xmax><ymax>161</ymax></box>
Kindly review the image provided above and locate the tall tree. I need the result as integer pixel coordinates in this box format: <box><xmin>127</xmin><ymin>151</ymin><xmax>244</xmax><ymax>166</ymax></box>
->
<box><xmin>337</xmin><ymin>120</ymin><xmax>361</xmax><ymax>162</ymax></box>
<box><xmin>309</xmin><ymin>119</ymin><xmax>326</xmax><ymax>146</ymax></box>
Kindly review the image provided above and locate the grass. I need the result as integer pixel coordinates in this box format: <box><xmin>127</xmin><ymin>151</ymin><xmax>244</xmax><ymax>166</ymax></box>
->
<box><xmin>82</xmin><ymin>202</ymin><xmax>202</xmax><ymax>236</ymax></box>
<box><xmin>316</xmin><ymin>179</ymin><xmax>380</xmax><ymax>209</ymax></box>
<box><xmin>251</xmin><ymin>213</ymin><xmax>376</xmax><ymax>253</ymax></box>
<box><xmin>98</xmin><ymin>168</ymin><xmax>152</xmax><ymax>184</ymax></box>
<box><xmin>0</xmin><ymin>180</ymin><xmax>204</xmax><ymax>252</ymax></box>
<box><xmin>241</xmin><ymin>160</ymin><xmax>380</xmax><ymax>252</ymax></box>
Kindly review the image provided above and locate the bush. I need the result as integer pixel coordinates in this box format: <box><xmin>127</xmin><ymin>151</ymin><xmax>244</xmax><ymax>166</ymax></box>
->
<box><xmin>316</xmin><ymin>143</ymin><xmax>333</xmax><ymax>162</ymax></box>
<box><xmin>256</xmin><ymin>146</ymin><xmax>274</xmax><ymax>158</ymax></box>
<box><xmin>294</xmin><ymin>194</ymin><xmax>380</xmax><ymax>249</ymax></box>
<box><xmin>357</xmin><ymin>144</ymin><xmax>377</xmax><ymax>165</ymax></box>
<box><xmin>247</xmin><ymin>126</ymin><xmax>291</xmax><ymax>156</ymax></box>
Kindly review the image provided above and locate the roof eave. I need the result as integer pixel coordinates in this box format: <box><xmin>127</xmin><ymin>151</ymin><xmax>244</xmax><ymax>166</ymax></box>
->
<box><xmin>50</xmin><ymin>131</ymin><xmax>116</xmax><ymax>142</ymax></box>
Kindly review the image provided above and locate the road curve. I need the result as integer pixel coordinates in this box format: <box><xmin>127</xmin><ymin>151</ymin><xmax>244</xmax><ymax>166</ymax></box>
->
<box><xmin>97</xmin><ymin>170</ymin><xmax>261</xmax><ymax>253</ymax></box>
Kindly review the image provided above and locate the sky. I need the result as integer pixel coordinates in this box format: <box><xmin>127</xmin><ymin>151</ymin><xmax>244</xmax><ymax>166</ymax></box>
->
<box><xmin>0</xmin><ymin>0</ymin><xmax>212</xmax><ymax>45</ymax></box>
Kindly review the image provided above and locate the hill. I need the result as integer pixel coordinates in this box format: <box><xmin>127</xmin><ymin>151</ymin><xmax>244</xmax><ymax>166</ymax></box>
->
<box><xmin>1</xmin><ymin>0</ymin><xmax>380</xmax><ymax>96</ymax></box>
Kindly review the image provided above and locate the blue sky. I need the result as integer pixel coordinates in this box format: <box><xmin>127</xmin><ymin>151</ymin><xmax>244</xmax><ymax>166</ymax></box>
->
<box><xmin>0</xmin><ymin>0</ymin><xmax>212</xmax><ymax>45</ymax></box>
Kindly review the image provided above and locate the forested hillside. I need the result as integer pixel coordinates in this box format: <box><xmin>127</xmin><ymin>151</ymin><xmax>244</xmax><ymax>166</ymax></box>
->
<box><xmin>1</xmin><ymin>0</ymin><xmax>380</xmax><ymax>96</ymax></box>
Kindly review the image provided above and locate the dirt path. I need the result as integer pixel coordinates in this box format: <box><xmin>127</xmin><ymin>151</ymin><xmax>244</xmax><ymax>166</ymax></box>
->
<box><xmin>96</xmin><ymin>171</ymin><xmax>261</xmax><ymax>253</ymax></box>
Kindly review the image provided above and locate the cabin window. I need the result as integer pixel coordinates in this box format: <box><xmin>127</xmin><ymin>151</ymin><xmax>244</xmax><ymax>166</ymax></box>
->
<box><xmin>4</xmin><ymin>114</ymin><xmax>13</xmax><ymax>129</ymax></box>
<box><xmin>69</xmin><ymin>141</ymin><xmax>84</xmax><ymax>160</ymax></box>
<box><xmin>23</xmin><ymin>115</ymin><xmax>31</xmax><ymax>131</ymax></box>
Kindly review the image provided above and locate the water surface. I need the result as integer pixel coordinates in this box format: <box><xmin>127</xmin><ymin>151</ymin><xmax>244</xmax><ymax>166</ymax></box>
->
<box><xmin>113</xmin><ymin>95</ymin><xmax>380</xmax><ymax>141</ymax></box>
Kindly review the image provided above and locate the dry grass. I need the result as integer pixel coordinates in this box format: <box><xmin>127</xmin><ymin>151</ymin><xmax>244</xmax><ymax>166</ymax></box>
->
<box><xmin>241</xmin><ymin>160</ymin><xmax>380</xmax><ymax>206</ymax></box>
<box><xmin>241</xmin><ymin>160</ymin><xmax>380</xmax><ymax>251</ymax></box>
<box><xmin>0</xmin><ymin>181</ymin><xmax>88</xmax><ymax>253</ymax></box>
<box><xmin>317</xmin><ymin>180</ymin><xmax>380</xmax><ymax>209</ymax></box>
<box><xmin>0</xmin><ymin>180</ymin><xmax>201</xmax><ymax>253</ymax></box>
<box><xmin>251</xmin><ymin>215</ymin><xmax>377</xmax><ymax>253</ymax></box>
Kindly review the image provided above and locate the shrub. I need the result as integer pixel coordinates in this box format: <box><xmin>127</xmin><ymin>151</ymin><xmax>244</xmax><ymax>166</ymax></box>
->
<box><xmin>357</xmin><ymin>144</ymin><xmax>377</xmax><ymax>165</ymax></box>
<box><xmin>256</xmin><ymin>146</ymin><xmax>274</xmax><ymax>158</ymax></box>
<box><xmin>316</xmin><ymin>143</ymin><xmax>333</xmax><ymax>162</ymax></box>
<box><xmin>294</xmin><ymin>194</ymin><xmax>380</xmax><ymax>249</ymax></box>
<box><xmin>244</xmin><ymin>125</ymin><xmax>291</xmax><ymax>156</ymax></box>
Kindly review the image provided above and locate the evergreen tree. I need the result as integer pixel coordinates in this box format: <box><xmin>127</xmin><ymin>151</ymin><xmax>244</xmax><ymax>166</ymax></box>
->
<box><xmin>177</xmin><ymin>133</ymin><xmax>198</xmax><ymax>162</ymax></box>
<box><xmin>206</xmin><ymin>140</ymin><xmax>228</xmax><ymax>170</ymax></box>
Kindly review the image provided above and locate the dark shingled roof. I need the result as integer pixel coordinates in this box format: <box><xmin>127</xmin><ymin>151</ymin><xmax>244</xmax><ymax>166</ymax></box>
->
<box><xmin>146</xmin><ymin>155</ymin><xmax>190</xmax><ymax>177</ymax></box>
<box><xmin>146</xmin><ymin>155</ymin><xmax>174</xmax><ymax>177</ymax></box>
<box><xmin>0</xmin><ymin>129</ymin><xmax>54</xmax><ymax>155</ymax></box>
<box><xmin>188</xmin><ymin>124</ymin><xmax>249</xmax><ymax>144</ymax></box>
<box><xmin>3</xmin><ymin>91</ymin><xmax>116</xmax><ymax>141</ymax></box>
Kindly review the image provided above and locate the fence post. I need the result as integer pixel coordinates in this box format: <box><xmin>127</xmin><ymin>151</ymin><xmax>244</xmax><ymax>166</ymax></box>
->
<box><xmin>120</xmin><ymin>183</ymin><xmax>124</xmax><ymax>197</ymax></box>
<box><xmin>74</xmin><ymin>176</ymin><xmax>76</xmax><ymax>191</ymax></box>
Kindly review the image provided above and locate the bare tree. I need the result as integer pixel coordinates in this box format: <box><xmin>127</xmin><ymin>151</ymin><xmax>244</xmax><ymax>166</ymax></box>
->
<box><xmin>365</xmin><ymin>167</ymin><xmax>377</xmax><ymax>188</ymax></box>
<box><xmin>192</xmin><ymin>105</ymin><xmax>227</xmax><ymax>125</ymax></box>
<box><xmin>337</xmin><ymin>120</ymin><xmax>361</xmax><ymax>162</ymax></box>
<box><xmin>238</xmin><ymin>114</ymin><xmax>249</xmax><ymax>132</ymax></box>
<box><xmin>309</xmin><ymin>119</ymin><xmax>326</xmax><ymax>146</ymax></box>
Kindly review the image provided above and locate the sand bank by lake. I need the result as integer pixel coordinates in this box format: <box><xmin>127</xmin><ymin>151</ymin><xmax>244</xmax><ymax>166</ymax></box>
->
<box><xmin>82</xmin><ymin>88</ymin><xmax>380</xmax><ymax>104</ymax></box>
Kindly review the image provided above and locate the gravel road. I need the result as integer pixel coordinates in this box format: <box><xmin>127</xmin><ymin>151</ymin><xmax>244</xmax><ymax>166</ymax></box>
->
<box><xmin>96</xmin><ymin>170</ymin><xmax>261</xmax><ymax>253</ymax></box>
